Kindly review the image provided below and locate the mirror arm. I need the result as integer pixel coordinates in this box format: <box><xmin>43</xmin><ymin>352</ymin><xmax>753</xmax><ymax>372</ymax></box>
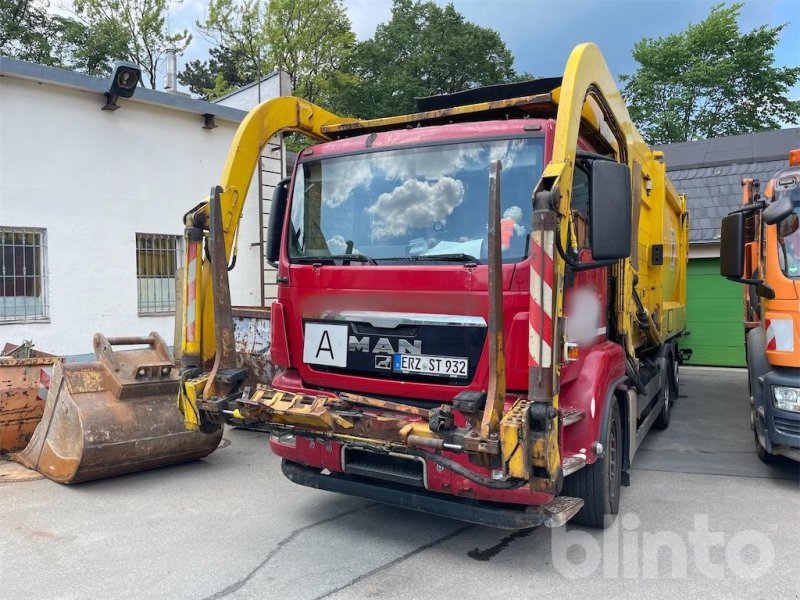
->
<box><xmin>725</xmin><ymin>276</ymin><xmax>776</xmax><ymax>299</ymax></box>
<box><xmin>554</xmin><ymin>225</ymin><xmax>618</xmax><ymax>272</ymax></box>
<box><xmin>727</xmin><ymin>200</ymin><xmax>766</xmax><ymax>216</ymax></box>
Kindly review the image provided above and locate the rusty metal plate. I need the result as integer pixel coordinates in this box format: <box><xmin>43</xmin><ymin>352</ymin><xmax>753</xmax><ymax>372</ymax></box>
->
<box><xmin>0</xmin><ymin>357</ymin><xmax>61</xmax><ymax>453</ymax></box>
<box><xmin>233</xmin><ymin>306</ymin><xmax>275</xmax><ymax>387</ymax></box>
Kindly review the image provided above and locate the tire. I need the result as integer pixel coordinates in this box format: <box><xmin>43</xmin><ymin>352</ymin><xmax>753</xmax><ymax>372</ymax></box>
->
<box><xmin>652</xmin><ymin>357</ymin><xmax>674</xmax><ymax>431</ymax></box>
<box><xmin>754</xmin><ymin>423</ymin><xmax>775</xmax><ymax>463</ymax></box>
<box><xmin>563</xmin><ymin>396</ymin><xmax>622</xmax><ymax>528</ymax></box>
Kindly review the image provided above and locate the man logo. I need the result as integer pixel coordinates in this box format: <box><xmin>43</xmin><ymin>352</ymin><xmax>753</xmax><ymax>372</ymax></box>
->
<box><xmin>374</xmin><ymin>355</ymin><xmax>392</xmax><ymax>370</ymax></box>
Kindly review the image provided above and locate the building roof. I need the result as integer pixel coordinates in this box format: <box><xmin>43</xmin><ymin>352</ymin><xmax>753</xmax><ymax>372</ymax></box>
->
<box><xmin>657</xmin><ymin>128</ymin><xmax>800</xmax><ymax>243</ymax></box>
<box><xmin>0</xmin><ymin>56</ymin><xmax>248</xmax><ymax>123</ymax></box>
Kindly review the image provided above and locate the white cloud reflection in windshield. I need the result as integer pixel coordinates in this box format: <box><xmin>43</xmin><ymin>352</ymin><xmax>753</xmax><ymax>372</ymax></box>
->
<box><xmin>290</xmin><ymin>136</ymin><xmax>543</xmax><ymax>262</ymax></box>
<box><xmin>368</xmin><ymin>177</ymin><xmax>465</xmax><ymax>240</ymax></box>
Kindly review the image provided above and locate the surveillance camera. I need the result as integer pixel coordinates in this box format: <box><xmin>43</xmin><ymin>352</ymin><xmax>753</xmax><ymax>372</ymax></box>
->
<box><xmin>109</xmin><ymin>61</ymin><xmax>142</xmax><ymax>98</ymax></box>
<box><xmin>102</xmin><ymin>61</ymin><xmax>143</xmax><ymax>110</ymax></box>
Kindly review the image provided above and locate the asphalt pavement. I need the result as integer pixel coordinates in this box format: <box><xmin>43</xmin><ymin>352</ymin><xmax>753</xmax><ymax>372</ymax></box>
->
<box><xmin>1</xmin><ymin>367</ymin><xmax>798</xmax><ymax>600</ymax></box>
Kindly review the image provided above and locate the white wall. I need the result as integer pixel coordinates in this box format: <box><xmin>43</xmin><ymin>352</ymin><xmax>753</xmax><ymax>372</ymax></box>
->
<box><xmin>216</xmin><ymin>72</ymin><xmax>291</xmax><ymax>111</ymax></box>
<box><xmin>0</xmin><ymin>75</ymin><xmax>270</xmax><ymax>356</ymax></box>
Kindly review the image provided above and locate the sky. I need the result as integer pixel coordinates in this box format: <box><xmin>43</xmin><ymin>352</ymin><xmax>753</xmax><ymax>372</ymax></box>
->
<box><xmin>164</xmin><ymin>0</ymin><xmax>800</xmax><ymax>98</ymax></box>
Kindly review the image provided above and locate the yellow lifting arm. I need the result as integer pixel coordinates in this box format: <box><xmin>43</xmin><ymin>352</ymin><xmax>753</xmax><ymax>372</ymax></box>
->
<box><xmin>179</xmin><ymin>97</ymin><xmax>354</xmax><ymax>367</ymax></box>
<box><xmin>527</xmin><ymin>43</ymin><xmax>656</xmax><ymax>488</ymax></box>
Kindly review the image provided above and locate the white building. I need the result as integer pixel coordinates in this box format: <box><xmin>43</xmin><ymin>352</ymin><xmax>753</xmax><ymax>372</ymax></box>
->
<box><xmin>0</xmin><ymin>58</ymin><xmax>285</xmax><ymax>358</ymax></box>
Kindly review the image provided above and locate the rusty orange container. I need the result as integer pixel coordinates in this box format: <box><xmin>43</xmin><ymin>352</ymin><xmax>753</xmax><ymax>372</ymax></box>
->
<box><xmin>0</xmin><ymin>357</ymin><xmax>61</xmax><ymax>454</ymax></box>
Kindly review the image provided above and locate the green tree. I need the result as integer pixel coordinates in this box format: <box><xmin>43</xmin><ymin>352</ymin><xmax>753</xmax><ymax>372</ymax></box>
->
<box><xmin>330</xmin><ymin>0</ymin><xmax>521</xmax><ymax>119</ymax></box>
<box><xmin>0</xmin><ymin>0</ymin><xmax>61</xmax><ymax>64</ymax></box>
<box><xmin>264</xmin><ymin>0</ymin><xmax>355</xmax><ymax>105</ymax></box>
<box><xmin>179</xmin><ymin>45</ymin><xmax>258</xmax><ymax>99</ymax></box>
<box><xmin>73</xmin><ymin>0</ymin><xmax>191</xmax><ymax>88</ymax></box>
<box><xmin>188</xmin><ymin>0</ymin><xmax>354</xmax><ymax>104</ymax></box>
<box><xmin>53</xmin><ymin>15</ymin><xmax>131</xmax><ymax>76</ymax></box>
<box><xmin>192</xmin><ymin>0</ymin><xmax>269</xmax><ymax>94</ymax></box>
<box><xmin>0</xmin><ymin>0</ymin><xmax>130</xmax><ymax>76</ymax></box>
<box><xmin>620</xmin><ymin>3</ymin><xmax>800</xmax><ymax>144</ymax></box>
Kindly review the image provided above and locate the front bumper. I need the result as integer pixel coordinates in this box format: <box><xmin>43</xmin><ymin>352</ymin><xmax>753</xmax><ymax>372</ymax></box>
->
<box><xmin>281</xmin><ymin>460</ymin><xmax>582</xmax><ymax>529</ymax></box>
<box><xmin>756</xmin><ymin>368</ymin><xmax>800</xmax><ymax>459</ymax></box>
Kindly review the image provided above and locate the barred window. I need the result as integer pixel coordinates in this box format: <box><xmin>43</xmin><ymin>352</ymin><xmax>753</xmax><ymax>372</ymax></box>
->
<box><xmin>0</xmin><ymin>227</ymin><xmax>49</xmax><ymax>323</ymax></box>
<box><xmin>136</xmin><ymin>233</ymin><xmax>183</xmax><ymax>315</ymax></box>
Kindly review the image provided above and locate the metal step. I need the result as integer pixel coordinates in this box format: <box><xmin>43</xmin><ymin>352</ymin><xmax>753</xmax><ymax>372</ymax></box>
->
<box><xmin>562</xmin><ymin>455</ymin><xmax>587</xmax><ymax>476</ymax></box>
<box><xmin>560</xmin><ymin>407</ymin><xmax>586</xmax><ymax>426</ymax></box>
<box><xmin>541</xmin><ymin>495</ymin><xmax>584</xmax><ymax>527</ymax></box>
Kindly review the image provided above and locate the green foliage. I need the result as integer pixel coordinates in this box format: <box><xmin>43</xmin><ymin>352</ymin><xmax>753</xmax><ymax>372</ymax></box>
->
<box><xmin>0</xmin><ymin>0</ymin><xmax>62</xmax><ymax>64</ymax></box>
<box><xmin>264</xmin><ymin>0</ymin><xmax>355</xmax><ymax>105</ymax></box>
<box><xmin>73</xmin><ymin>0</ymin><xmax>191</xmax><ymax>88</ymax></box>
<box><xmin>179</xmin><ymin>45</ymin><xmax>258</xmax><ymax>99</ymax></box>
<box><xmin>187</xmin><ymin>0</ymin><xmax>354</xmax><ymax>103</ymax></box>
<box><xmin>0</xmin><ymin>0</ymin><xmax>130</xmax><ymax>76</ymax></box>
<box><xmin>620</xmin><ymin>3</ymin><xmax>800</xmax><ymax>144</ymax></box>
<box><xmin>52</xmin><ymin>15</ymin><xmax>130</xmax><ymax>76</ymax></box>
<box><xmin>193</xmin><ymin>0</ymin><xmax>268</xmax><ymax>87</ymax></box>
<box><xmin>329</xmin><ymin>0</ymin><xmax>520</xmax><ymax>119</ymax></box>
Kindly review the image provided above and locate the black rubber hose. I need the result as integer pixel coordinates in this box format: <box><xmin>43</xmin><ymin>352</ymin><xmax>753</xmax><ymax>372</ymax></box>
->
<box><xmin>408</xmin><ymin>449</ymin><xmax>527</xmax><ymax>490</ymax></box>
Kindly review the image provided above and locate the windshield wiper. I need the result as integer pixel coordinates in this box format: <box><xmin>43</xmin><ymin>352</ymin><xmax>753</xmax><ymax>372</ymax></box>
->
<box><xmin>379</xmin><ymin>253</ymin><xmax>480</xmax><ymax>264</ymax></box>
<box><xmin>293</xmin><ymin>253</ymin><xmax>378</xmax><ymax>265</ymax></box>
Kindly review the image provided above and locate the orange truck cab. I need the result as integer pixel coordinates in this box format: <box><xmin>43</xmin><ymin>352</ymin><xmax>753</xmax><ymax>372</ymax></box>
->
<box><xmin>720</xmin><ymin>149</ymin><xmax>800</xmax><ymax>462</ymax></box>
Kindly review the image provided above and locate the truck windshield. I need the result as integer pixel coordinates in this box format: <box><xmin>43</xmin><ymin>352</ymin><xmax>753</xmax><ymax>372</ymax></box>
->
<box><xmin>288</xmin><ymin>137</ymin><xmax>544</xmax><ymax>265</ymax></box>
<box><xmin>776</xmin><ymin>199</ymin><xmax>800</xmax><ymax>279</ymax></box>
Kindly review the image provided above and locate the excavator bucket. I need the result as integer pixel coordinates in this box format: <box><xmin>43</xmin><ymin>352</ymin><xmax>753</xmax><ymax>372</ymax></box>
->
<box><xmin>15</xmin><ymin>332</ymin><xmax>222</xmax><ymax>483</ymax></box>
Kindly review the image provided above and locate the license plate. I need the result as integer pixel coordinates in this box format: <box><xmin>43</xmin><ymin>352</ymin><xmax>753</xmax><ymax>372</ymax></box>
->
<box><xmin>393</xmin><ymin>353</ymin><xmax>468</xmax><ymax>378</ymax></box>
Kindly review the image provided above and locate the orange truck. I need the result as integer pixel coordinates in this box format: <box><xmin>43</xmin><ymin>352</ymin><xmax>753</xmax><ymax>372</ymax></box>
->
<box><xmin>720</xmin><ymin>149</ymin><xmax>800</xmax><ymax>462</ymax></box>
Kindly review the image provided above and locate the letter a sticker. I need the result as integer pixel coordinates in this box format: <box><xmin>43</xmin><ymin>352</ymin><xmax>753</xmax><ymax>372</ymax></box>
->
<box><xmin>303</xmin><ymin>323</ymin><xmax>348</xmax><ymax>367</ymax></box>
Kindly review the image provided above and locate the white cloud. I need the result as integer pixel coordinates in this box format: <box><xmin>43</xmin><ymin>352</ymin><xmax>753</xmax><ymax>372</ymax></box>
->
<box><xmin>367</xmin><ymin>177</ymin><xmax>465</xmax><ymax>239</ymax></box>
<box><xmin>323</xmin><ymin>157</ymin><xmax>374</xmax><ymax>207</ymax></box>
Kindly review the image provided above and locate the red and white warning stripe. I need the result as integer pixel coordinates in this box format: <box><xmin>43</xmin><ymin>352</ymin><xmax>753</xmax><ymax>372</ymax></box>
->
<box><xmin>529</xmin><ymin>229</ymin><xmax>555</xmax><ymax>368</ymax></box>
<box><xmin>186</xmin><ymin>241</ymin><xmax>199</xmax><ymax>343</ymax></box>
<box><xmin>765</xmin><ymin>318</ymin><xmax>794</xmax><ymax>352</ymax></box>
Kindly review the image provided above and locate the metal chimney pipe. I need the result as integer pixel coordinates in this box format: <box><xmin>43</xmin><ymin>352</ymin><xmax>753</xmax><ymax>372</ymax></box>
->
<box><xmin>164</xmin><ymin>48</ymin><xmax>177</xmax><ymax>93</ymax></box>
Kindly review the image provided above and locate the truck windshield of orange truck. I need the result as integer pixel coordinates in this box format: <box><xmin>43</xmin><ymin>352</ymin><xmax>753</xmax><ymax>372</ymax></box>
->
<box><xmin>777</xmin><ymin>201</ymin><xmax>800</xmax><ymax>278</ymax></box>
<box><xmin>288</xmin><ymin>136</ymin><xmax>544</xmax><ymax>265</ymax></box>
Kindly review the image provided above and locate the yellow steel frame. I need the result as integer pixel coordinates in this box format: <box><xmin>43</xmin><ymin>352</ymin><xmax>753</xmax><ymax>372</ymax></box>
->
<box><xmin>532</xmin><ymin>43</ymin><xmax>687</xmax><ymax>479</ymax></box>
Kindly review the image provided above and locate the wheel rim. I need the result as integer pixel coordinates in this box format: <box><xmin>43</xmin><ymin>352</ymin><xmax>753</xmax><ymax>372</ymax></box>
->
<box><xmin>673</xmin><ymin>360</ymin><xmax>679</xmax><ymax>391</ymax></box>
<box><xmin>663</xmin><ymin>381</ymin><xmax>670</xmax><ymax>413</ymax></box>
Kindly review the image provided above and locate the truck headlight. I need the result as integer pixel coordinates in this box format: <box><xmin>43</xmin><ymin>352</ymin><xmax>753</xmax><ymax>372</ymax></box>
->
<box><xmin>773</xmin><ymin>386</ymin><xmax>800</xmax><ymax>412</ymax></box>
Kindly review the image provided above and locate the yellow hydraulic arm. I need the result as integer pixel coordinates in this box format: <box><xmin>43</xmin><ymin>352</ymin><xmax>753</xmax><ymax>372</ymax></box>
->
<box><xmin>524</xmin><ymin>43</ymin><xmax>670</xmax><ymax>489</ymax></box>
<box><xmin>177</xmin><ymin>97</ymin><xmax>354</xmax><ymax>429</ymax></box>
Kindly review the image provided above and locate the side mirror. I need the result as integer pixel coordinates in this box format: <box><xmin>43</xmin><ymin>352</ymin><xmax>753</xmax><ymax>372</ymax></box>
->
<box><xmin>266</xmin><ymin>178</ymin><xmax>290</xmax><ymax>267</ymax></box>
<box><xmin>589</xmin><ymin>161</ymin><xmax>632</xmax><ymax>260</ymax></box>
<box><xmin>719</xmin><ymin>213</ymin><xmax>745</xmax><ymax>278</ymax></box>
<box><xmin>763</xmin><ymin>195</ymin><xmax>793</xmax><ymax>225</ymax></box>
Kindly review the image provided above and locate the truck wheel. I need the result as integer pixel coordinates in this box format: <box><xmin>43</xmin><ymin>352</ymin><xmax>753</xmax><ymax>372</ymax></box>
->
<box><xmin>652</xmin><ymin>358</ymin><xmax>674</xmax><ymax>431</ymax></box>
<box><xmin>563</xmin><ymin>397</ymin><xmax>622</xmax><ymax>528</ymax></box>
<box><xmin>754</xmin><ymin>426</ymin><xmax>775</xmax><ymax>463</ymax></box>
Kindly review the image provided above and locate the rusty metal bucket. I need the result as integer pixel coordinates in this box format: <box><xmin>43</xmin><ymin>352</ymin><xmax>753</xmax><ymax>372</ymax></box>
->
<box><xmin>15</xmin><ymin>332</ymin><xmax>222</xmax><ymax>483</ymax></box>
<box><xmin>0</xmin><ymin>356</ymin><xmax>62</xmax><ymax>454</ymax></box>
